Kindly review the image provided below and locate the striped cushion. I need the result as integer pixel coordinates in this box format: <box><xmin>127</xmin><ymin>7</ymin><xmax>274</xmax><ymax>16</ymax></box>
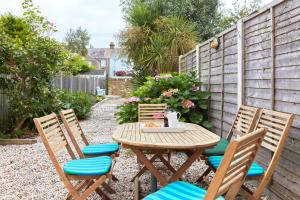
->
<box><xmin>203</xmin><ymin>138</ymin><xmax>228</xmax><ymax>156</ymax></box>
<box><xmin>208</xmin><ymin>156</ymin><xmax>265</xmax><ymax>177</ymax></box>
<box><xmin>63</xmin><ymin>156</ymin><xmax>112</xmax><ymax>176</ymax></box>
<box><xmin>144</xmin><ymin>181</ymin><xmax>224</xmax><ymax>200</ymax></box>
<box><xmin>82</xmin><ymin>143</ymin><xmax>119</xmax><ymax>155</ymax></box>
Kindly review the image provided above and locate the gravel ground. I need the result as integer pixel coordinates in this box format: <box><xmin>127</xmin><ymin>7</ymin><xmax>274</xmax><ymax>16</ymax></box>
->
<box><xmin>0</xmin><ymin>96</ymin><xmax>244</xmax><ymax>200</ymax></box>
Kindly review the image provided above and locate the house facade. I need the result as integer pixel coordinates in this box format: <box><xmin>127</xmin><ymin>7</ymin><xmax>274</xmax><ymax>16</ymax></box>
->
<box><xmin>86</xmin><ymin>42</ymin><xmax>132</xmax><ymax>77</ymax></box>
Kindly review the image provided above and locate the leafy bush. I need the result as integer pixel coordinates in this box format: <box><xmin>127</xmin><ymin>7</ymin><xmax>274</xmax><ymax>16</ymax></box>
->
<box><xmin>0</xmin><ymin>1</ymin><xmax>94</xmax><ymax>135</ymax></box>
<box><xmin>58</xmin><ymin>90</ymin><xmax>93</xmax><ymax>120</ymax></box>
<box><xmin>65</xmin><ymin>54</ymin><xmax>96</xmax><ymax>75</ymax></box>
<box><xmin>116</xmin><ymin>72</ymin><xmax>212</xmax><ymax>128</ymax></box>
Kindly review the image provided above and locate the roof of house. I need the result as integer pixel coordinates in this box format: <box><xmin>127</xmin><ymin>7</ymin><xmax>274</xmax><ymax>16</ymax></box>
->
<box><xmin>87</xmin><ymin>48</ymin><xmax>122</xmax><ymax>59</ymax></box>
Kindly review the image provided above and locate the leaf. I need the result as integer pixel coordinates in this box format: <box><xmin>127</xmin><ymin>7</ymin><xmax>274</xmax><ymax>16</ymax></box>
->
<box><xmin>188</xmin><ymin>111</ymin><xmax>203</xmax><ymax>124</ymax></box>
<box><xmin>198</xmin><ymin>101</ymin><xmax>208</xmax><ymax>109</ymax></box>
<box><xmin>201</xmin><ymin>121</ymin><xmax>213</xmax><ymax>129</ymax></box>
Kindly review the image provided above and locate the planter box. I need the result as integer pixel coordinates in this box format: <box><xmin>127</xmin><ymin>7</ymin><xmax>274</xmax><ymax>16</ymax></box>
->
<box><xmin>0</xmin><ymin>139</ymin><xmax>37</xmax><ymax>145</ymax></box>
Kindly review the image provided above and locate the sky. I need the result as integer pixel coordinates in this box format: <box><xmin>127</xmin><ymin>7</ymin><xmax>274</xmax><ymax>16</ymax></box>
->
<box><xmin>0</xmin><ymin>0</ymin><xmax>273</xmax><ymax>48</ymax></box>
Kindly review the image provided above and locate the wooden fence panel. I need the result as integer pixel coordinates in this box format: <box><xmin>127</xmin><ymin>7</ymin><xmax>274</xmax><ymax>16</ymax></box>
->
<box><xmin>0</xmin><ymin>92</ymin><xmax>9</xmax><ymax>130</ymax></box>
<box><xmin>52</xmin><ymin>75</ymin><xmax>106</xmax><ymax>95</ymax></box>
<box><xmin>179</xmin><ymin>0</ymin><xmax>300</xmax><ymax>199</ymax></box>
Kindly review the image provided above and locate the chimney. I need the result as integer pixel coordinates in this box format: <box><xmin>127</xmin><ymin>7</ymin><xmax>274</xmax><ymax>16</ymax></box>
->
<box><xmin>109</xmin><ymin>42</ymin><xmax>115</xmax><ymax>49</ymax></box>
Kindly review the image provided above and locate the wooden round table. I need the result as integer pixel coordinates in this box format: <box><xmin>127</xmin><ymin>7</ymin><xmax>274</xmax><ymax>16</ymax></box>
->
<box><xmin>112</xmin><ymin>122</ymin><xmax>220</xmax><ymax>195</ymax></box>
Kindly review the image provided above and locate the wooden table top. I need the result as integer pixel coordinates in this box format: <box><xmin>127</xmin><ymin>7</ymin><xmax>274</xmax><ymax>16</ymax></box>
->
<box><xmin>112</xmin><ymin>122</ymin><xmax>220</xmax><ymax>150</ymax></box>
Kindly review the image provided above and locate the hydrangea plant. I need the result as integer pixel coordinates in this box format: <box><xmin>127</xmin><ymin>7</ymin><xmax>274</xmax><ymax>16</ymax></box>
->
<box><xmin>116</xmin><ymin>72</ymin><xmax>212</xmax><ymax>128</ymax></box>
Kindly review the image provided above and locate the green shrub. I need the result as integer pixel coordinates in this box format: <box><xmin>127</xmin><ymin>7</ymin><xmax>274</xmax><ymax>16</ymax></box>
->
<box><xmin>58</xmin><ymin>90</ymin><xmax>93</xmax><ymax>119</ymax></box>
<box><xmin>116</xmin><ymin>72</ymin><xmax>212</xmax><ymax>128</ymax></box>
<box><xmin>64</xmin><ymin>54</ymin><xmax>96</xmax><ymax>75</ymax></box>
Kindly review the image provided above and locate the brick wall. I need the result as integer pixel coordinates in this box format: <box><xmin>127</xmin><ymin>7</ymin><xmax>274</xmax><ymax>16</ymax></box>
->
<box><xmin>108</xmin><ymin>77</ymin><xmax>132</xmax><ymax>96</ymax></box>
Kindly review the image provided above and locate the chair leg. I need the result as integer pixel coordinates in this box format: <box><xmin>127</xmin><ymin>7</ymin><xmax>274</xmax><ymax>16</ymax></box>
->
<box><xmin>196</xmin><ymin>166</ymin><xmax>212</xmax><ymax>182</ymax></box>
<box><xmin>112</xmin><ymin>174</ymin><xmax>118</xmax><ymax>181</ymax></box>
<box><xmin>95</xmin><ymin>187</ymin><xmax>111</xmax><ymax>200</ymax></box>
<box><xmin>241</xmin><ymin>184</ymin><xmax>254</xmax><ymax>195</ymax></box>
<box><xmin>102</xmin><ymin>182</ymin><xmax>116</xmax><ymax>194</ymax></box>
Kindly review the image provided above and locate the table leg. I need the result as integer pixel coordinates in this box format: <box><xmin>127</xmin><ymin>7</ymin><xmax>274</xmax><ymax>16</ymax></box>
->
<box><xmin>151</xmin><ymin>174</ymin><xmax>157</xmax><ymax>193</ymax></box>
<box><xmin>156</xmin><ymin>154</ymin><xmax>177</xmax><ymax>174</ymax></box>
<box><xmin>168</xmin><ymin>148</ymin><xmax>203</xmax><ymax>182</ymax></box>
<box><xmin>131</xmin><ymin>148</ymin><xmax>168</xmax><ymax>186</ymax></box>
<box><xmin>131</xmin><ymin>154</ymin><xmax>158</xmax><ymax>182</ymax></box>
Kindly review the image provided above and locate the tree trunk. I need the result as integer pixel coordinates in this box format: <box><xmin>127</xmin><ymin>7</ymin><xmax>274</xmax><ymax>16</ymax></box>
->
<box><xmin>12</xmin><ymin>118</ymin><xmax>26</xmax><ymax>134</ymax></box>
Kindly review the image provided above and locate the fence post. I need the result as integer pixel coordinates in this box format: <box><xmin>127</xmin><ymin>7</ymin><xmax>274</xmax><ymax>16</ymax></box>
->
<box><xmin>178</xmin><ymin>55</ymin><xmax>182</xmax><ymax>73</ymax></box>
<box><xmin>84</xmin><ymin>76</ymin><xmax>87</xmax><ymax>93</ymax></box>
<box><xmin>237</xmin><ymin>20</ymin><xmax>244</xmax><ymax>107</ymax></box>
<box><xmin>60</xmin><ymin>74</ymin><xmax>63</xmax><ymax>89</ymax></box>
<box><xmin>195</xmin><ymin>44</ymin><xmax>200</xmax><ymax>79</ymax></box>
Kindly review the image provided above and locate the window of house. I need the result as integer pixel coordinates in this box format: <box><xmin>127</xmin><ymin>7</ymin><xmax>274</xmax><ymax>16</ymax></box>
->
<box><xmin>100</xmin><ymin>59</ymin><xmax>106</xmax><ymax>67</ymax></box>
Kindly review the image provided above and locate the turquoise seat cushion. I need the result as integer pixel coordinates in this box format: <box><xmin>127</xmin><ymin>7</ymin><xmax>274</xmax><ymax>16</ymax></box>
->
<box><xmin>82</xmin><ymin>143</ymin><xmax>119</xmax><ymax>155</ymax></box>
<box><xmin>208</xmin><ymin>156</ymin><xmax>265</xmax><ymax>177</ymax></box>
<box><xmin>63</xmin><ymin>156</ymin><xmax>112</xmax><ymax>176</ymax></box>
<box><xmin>144</xmin><ymin>181</ymin><xmax>224</xmax><ymax>200</ymax></box>
<box><xmin>203</xmin><ymin>138</ymin><xmax>228</xmax><ymax>156</ymax></box>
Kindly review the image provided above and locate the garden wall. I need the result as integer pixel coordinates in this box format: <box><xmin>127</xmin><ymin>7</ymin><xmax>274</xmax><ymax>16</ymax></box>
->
<box><xmin>179</xmin><ymin>0</ymin><xmax>300</xmax><ymax>199</ymax></box>
<box><xmin>108</xmin><ymin>77</ymin><xmax>132</xmax><ymax>96</ymax></box>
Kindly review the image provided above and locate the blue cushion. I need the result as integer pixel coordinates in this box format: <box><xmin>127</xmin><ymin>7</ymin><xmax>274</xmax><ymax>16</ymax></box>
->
<box><xmin>144</xmin><ymin>181</ymin><xmax>225</xmax><ymax>200</ymax></box>
<box><xmin>203</xmin><ymin>138</ymin><xmax>228</xmax><ymax>156</ymax></box>
<box><xmin>82</xmin><ymin>143</ymin><xmax>119</xmax><ymax>155</ymax></box>
<box><xmin>208</xmin><ymin>156</ymin><xmax>265</xmax><ymax>177</ymax></box>
<box><xmin>63</xmin><ymin>156</ymin><xmax>112</xmax><ymax>176</ymax></box>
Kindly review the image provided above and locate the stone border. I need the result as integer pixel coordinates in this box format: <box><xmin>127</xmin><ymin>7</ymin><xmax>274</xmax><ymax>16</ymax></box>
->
<box><xmin>0</xmin><ymin>139</ymin><xmax>37</xmax><ymax>145</ymax></box>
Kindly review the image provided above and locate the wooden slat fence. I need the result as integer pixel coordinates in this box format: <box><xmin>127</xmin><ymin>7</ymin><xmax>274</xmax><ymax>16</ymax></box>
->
<box><xmin>52</xmin><ymin>75</ymin><xmax>106</xmax><ymax>95</ymax></box>
<box><xmin>0</xmin><ymin>91</ymin><xmax>9</xmax><ymax>130</ymax></box>
<box><xmin>179</xmin><ymin>0</ymin><xmax>300</xmax><ymax>199</ymax></box>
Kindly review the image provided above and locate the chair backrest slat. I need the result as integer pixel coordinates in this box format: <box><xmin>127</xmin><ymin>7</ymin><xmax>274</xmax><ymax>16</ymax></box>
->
<box><xmin>227</xmin><ymin>105</ymin><xmax>260</xmax><ymax>140</ymax></box>
<box><xmin>34</xmin><ymin>113</ymin><xmax>76</xmax><ymax>178</ymax></box>
<box><xmin>138</xmin><ymin>104</ymin><xmax>167</xmax><ymax>122</ymax></box>
<box><xmin>60</xmin><ymin>109</ymin><xmax>89</xmax><ymax>158</ymax></box>
<box><xmin>255</xmin><ymin>109</ymin><xmax>294</xmax><ymax>153</ymax></box>
<box><xmin>205</xmin><ymin>128</ymin><xmax>267</xmax><ymax>199</ymax></box>
<box><xmin>35</xmin><ymin>113</ymin><xmax>67</xmax><ymax>154</ymax></box>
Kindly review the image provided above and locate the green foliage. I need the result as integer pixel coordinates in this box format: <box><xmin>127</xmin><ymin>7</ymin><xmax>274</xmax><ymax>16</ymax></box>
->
<box><xmin>65</xmin><ymin>54</ymin><xmax>96</xmax><ymax>75</ymax></box>
<box><xmin>0</xmin><ymin>0</ymin><xmax>89</xmax><ymax>135</ymax></box>
<box><xmin>58</xmin><ymin>90</ymin><xmax>93</xmax><ymax>120</ymax></box>
<box><xmin>64</xmin><ymin>27</ymin><xmax>91</xmax><ymax>56</ymax></box>
<box><xmin>217</xmin><ymin>0</ymin><xmax>261</xmax><ymax>30</ymax></box>
<box><xmin>121</xmin><ymin>0</ymin><xmax>221</xmax><ymax>42</ymax></box>
<box><xmin>0</xmin><ymin>12</ymin><xmax>68</xmax><ymax>131</ymax></box>
<box><xmin>119</xmin><ymin>16</ymin><xmax>198</xmax><ymax>74</ymax></box>
<box><xmin>116</xmin><ymin>72</ymin><xmax>212</xmax><ymax>128</ymax></box>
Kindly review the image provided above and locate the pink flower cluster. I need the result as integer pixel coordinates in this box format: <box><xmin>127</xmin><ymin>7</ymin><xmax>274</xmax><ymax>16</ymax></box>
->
<box><xmin>162</xmin><ymin>88</ymin><xmax>179</xmax><ymax>97</ymax></box>
<box><xmin>125</xmin><ymin>97</ymin><xmax>140</xmax><ymax>103</ymax></box>
<box><xmin>181</xmin><ymin>99</ymin><xmax>195</xmax><ymax>109</ymax></box>
<box><xmin>162</xmin><ymin>91</ymin><xmax>172</xmax><ymax>97</ymax></box>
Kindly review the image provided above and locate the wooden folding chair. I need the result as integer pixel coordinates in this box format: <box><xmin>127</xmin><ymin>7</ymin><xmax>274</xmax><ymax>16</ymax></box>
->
<box><xmin>138</xmin><ymin>103</ymin><xmax>167</xmax><ymax>122</ymax></box>
<box><xmin>240</xmin><ymin>109</ymin><xmax>295</xmax><ymax>199</ymax></box>
<box><xmin>59</xmin><ymin>109</ymin><xmax>119</xmax><ymax>159</ymax></box>
<box><xmin>34</xmin><ymin>113</ymin><xmax>114</xmax><ymax>200</ymax></box>
<box><xmin>132</xmin><ymin>103</ymin><xmax>170</xmax><ymax>182</ymax></box>
<box><xmin>197</xmin><ymin>105</ymin><xmax>260</xmax><ymax>182</ymax></box>
<box><xmin>144</xmin><ymin>127</ymin><xmax>267</xmax><ymax>200</ymax></box>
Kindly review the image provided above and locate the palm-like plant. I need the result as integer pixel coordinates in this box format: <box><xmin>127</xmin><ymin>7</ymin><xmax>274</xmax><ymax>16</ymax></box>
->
<box><xmin>119</xmin><ymin>16</ymin><xmax>198</xmax><ymax>74</ymax></box>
